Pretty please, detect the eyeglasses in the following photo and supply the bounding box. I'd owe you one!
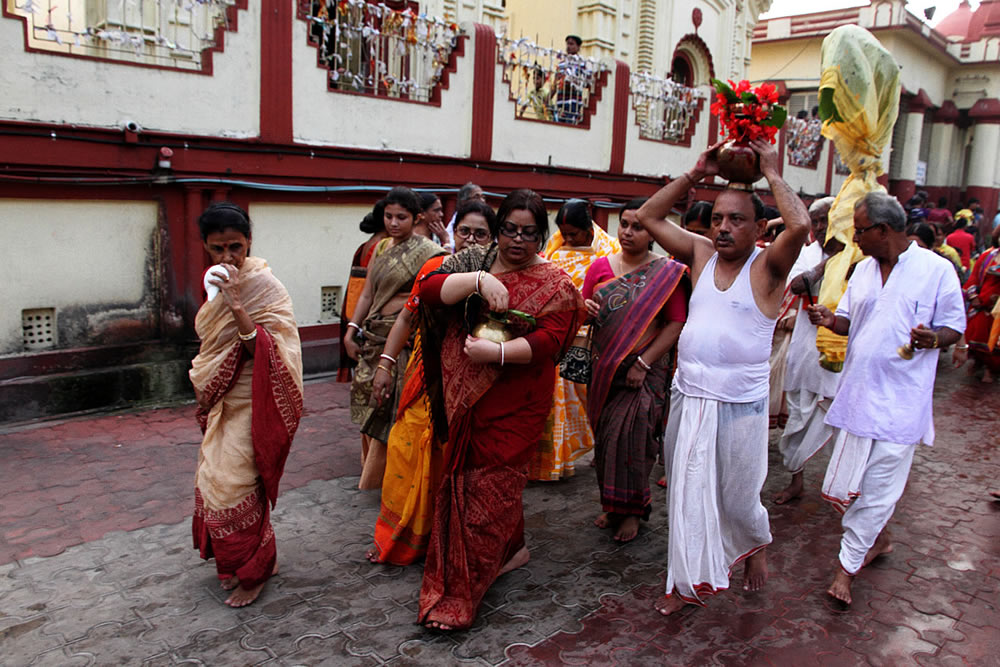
[499,221,540,242]
[853,222,884,238]
[455,226,492,241]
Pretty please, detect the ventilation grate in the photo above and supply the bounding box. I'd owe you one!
[320,286,342,322]
[22,308,56,351]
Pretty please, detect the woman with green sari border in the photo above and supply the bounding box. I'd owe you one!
[344,187,446,490]
[582,197,689,542]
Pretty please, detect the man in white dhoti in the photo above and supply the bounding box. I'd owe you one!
[808,192,965,605]
[638,139,810,616]
[773,197,844,504]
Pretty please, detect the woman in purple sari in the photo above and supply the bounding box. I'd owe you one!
[582,198,688,542]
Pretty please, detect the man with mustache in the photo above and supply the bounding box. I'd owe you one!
[637,139,810,616]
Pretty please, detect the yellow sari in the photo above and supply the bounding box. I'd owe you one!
[529,224,620,480]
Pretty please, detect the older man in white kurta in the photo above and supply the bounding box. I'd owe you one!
[809,192,965,605]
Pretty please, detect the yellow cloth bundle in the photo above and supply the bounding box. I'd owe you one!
[815,25,901,370]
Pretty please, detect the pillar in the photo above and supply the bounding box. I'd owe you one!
[889,89,933,204]
[966,97,1000,229]
[925,101,959,209]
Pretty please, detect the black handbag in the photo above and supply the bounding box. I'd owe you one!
[558,327,592,384]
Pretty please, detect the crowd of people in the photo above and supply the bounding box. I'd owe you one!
[184,139,995,622]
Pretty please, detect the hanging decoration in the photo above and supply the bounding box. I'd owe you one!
[303,0,462,103]
[497,36,609,125]
[630,71,704,142]
[785,116,825,168]
[9,0,236,70]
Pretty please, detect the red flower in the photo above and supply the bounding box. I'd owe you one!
[755,83,779,104]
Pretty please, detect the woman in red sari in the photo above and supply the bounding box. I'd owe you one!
[189,203,304,607]
[958,225,1000,382]
[416,189,584,630]
[582,198,687,543]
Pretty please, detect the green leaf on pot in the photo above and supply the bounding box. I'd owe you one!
[711,78,739,103]
[818,88,844,123]
[761,105,788,129]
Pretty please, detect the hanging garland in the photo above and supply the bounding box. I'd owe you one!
[630,71,705,141]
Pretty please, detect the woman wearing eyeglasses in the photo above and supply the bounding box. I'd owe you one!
[416,189,585,630]
[366,200,497,565]
[529,199,620,482]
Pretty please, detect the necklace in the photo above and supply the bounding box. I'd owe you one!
[617,251,651,276]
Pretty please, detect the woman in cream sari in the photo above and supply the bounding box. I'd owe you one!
[190,203,303,608]
[529,199,620,481]
[344,187,446,489]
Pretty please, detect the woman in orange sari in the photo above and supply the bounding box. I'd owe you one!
[530,199,620,481]
[582,198,687,543]
[189,203,304,608]
[417,190,584,630]
[366,201,497,564]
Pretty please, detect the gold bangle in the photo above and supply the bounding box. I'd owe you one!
[238,328,257,341]
[376,363,393,374]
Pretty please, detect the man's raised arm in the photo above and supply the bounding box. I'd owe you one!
[754,138,810,282]
[637,145,719,267]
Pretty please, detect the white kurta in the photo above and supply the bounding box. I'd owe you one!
[825,243,966,446]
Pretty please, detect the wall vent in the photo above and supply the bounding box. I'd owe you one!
[22,308,56,351]
[320,286,342,322]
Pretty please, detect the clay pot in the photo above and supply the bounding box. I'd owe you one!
[717,139,762,185]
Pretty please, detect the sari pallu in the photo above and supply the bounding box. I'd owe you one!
[338,240,379,382]
[418,246,584,629]
[531,224,620,480]
[964,247,1000,371]
[189,257,303,588]
[588,257,686,518]
[350,235,445,438]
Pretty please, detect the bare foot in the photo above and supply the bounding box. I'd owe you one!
[220,576,239,591]
[743,549,768,592]
[991,490,1000,500]
[497,546,530,577]
[654,593,691,617]
[827,567,854,605]
[614,516,640,542]
[773,472,804,505]
[594,513,611,529]
[365,547,381,563]
[425,620,454,631]
[224,562,278,608]
[862,530,894,567]
[656,476,667,488]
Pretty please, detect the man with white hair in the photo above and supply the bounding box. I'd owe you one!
[808,191,965,605]
[773,196,843,504]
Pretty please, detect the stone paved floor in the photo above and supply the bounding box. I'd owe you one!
[0,362,998,665]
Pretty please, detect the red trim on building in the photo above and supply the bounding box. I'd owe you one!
[609,61,630,173]
[933,100,961,124]
[260,0,294,143]
[470,24,497,162]
[969,97,1000,123]
[672,33,716,79]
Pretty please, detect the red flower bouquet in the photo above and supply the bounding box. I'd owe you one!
[710,79,787,183]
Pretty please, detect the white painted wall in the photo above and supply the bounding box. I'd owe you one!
[490,57,616,170]
[291,18,475,156]
[0,200,159,355]
[0,6,259,137]
[248,202,373,326]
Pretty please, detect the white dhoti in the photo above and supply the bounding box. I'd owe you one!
[662,389,772,603]
[821,431,915,574]
[777,390,835,474]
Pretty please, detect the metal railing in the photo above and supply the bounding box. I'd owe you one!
[630,71,704,143]
[498,36,609,126]
[6,0,235,70]
[301,0,462,103]
[785,116,825,168]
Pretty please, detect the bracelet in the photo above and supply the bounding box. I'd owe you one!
[499,341,505,367]
[932,332,940,349]
[238,328,257,341]
[347,322,362,333]
[376,363,393,374]
[955,344,969,350]
[635,355,651,371]
[380,353,396,365]
[476,270,485,295]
